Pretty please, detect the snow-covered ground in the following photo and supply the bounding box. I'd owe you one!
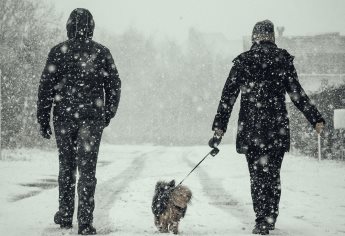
[1,144,345,236]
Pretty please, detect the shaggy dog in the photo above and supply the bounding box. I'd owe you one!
[152,180,192,234]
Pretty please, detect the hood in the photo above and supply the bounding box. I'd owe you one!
[66,8,95,40]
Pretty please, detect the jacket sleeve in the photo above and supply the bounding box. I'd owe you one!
[103,49,121,120]
[37,49,57,126]
[212,64,241,132]
[283,58,325,127]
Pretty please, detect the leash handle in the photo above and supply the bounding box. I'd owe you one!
[210,147,220,156]
[178,148,220,186]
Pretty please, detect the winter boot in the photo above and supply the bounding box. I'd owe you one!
[267,223,275,230]
[54,211,72,229]
[78,224,97,235]
[266,216,276,230]
[252,222,269,235]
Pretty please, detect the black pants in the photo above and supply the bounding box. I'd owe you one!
[245,149,284,225]
[54,119,104,225]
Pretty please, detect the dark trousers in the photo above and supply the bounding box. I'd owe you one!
[245,148,284,225]
[54,119,104,225]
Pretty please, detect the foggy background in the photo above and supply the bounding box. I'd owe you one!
[1,0,344,157]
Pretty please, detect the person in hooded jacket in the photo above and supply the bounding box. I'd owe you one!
[37,8,121,235]
[209,20,325,235]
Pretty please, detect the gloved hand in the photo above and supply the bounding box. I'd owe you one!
[208,130,224,148]
[40,124,52,139]
[315,122,324,134]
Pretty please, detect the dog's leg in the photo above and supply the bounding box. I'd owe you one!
[171,221,179,235]
[159,214,169,233]
[154,216,161,231]
[160,223,168,233]
[169,208,180,234]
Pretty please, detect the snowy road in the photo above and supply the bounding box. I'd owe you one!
[1,145,345,236]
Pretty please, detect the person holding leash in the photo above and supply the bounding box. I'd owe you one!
[209,20,324,235]
[37,8,121,235]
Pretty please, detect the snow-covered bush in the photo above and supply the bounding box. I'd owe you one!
[289,85,345,160]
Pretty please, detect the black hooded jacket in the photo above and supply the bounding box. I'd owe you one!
[37,8,121,126]
[212,42,324,154]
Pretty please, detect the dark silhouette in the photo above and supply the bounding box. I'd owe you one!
[209,20,324,235]
[37,8,121,235]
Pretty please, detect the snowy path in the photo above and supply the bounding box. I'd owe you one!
[1,145,345,236]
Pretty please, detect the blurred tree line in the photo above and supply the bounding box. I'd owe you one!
[289,85,345,159]
[92,28,236,145]
[0,0,63,149]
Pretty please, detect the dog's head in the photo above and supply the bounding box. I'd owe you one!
[155,180,175,192]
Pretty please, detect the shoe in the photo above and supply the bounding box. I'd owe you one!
[54,211,73,229]
[267,223,275,230]
[265,216,276,230]
[78,224,97,235]
[252,222,269,235]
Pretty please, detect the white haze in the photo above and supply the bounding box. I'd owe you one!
[51,0,345,43]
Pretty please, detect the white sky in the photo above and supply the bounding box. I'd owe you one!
[48,0,345,41]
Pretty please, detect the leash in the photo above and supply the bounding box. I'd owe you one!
[318,134,321,161]
[178,147,220,186]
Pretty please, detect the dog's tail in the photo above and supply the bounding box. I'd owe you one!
[171,185,192,209]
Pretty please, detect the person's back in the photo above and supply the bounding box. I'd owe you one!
[38,8,120,126]
[231,41,297,153]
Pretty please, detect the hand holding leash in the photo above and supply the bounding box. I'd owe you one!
[208,130,224,148]
[315,122,324,134]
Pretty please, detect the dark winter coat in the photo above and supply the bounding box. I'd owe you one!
[212,42,324,154]
[37,9,121,127]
